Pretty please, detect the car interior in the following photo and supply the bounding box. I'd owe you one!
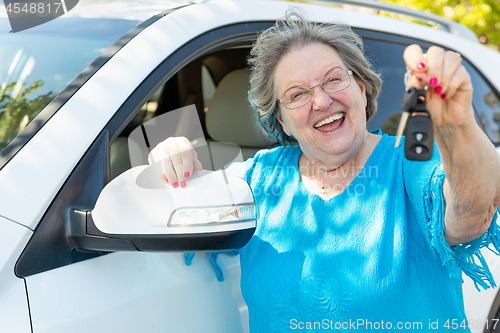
[109,46,276,180]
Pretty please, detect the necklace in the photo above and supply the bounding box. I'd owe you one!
[315,136,369,196]
[319,159,355,195]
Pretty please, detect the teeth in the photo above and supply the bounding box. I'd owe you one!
[314,113,344,128]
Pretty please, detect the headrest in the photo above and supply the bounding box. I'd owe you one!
[206,69,275,148]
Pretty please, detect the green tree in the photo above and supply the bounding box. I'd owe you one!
[382,0,500,50]
[0,80,56,151]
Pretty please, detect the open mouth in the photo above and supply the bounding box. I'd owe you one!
[313,112,345,132]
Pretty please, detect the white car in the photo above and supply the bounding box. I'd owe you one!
[1,0,500,332]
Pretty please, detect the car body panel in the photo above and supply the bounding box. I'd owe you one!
[26,251,248,333]
[463,248,500,331]
[0,216,32,333]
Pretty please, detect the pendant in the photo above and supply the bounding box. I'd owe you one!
[320,186,328,195]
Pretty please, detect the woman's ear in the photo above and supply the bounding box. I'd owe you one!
[277,113,291,136]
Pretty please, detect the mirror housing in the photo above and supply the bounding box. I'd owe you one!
[68,166,256,252]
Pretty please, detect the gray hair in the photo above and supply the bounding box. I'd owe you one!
[248,8,383,145]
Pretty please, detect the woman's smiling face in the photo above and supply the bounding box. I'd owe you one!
[275,42,368,159]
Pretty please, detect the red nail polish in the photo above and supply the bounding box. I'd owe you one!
[184,172,190,178]
[164,176,168,183]
[434,86,442,94]
[417,77,422,82]
[429,77,438,87]
[181,181,186,188]
[173,182,179,188]
[417,63,426,69]
[441,93,447,99]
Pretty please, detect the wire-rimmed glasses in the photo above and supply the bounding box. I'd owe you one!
[278,68,353,110]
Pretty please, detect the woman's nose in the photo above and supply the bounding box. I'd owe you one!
[311,86,332,110]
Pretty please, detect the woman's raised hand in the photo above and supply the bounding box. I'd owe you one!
[148,137,203,188]
[403,44,474,128]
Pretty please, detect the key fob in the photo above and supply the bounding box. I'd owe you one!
[404,114,433,160]
[401,87,418,112]
[400,87,433,161]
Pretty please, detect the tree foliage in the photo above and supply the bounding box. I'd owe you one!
[0,81,56,151]
[382,0,500,49]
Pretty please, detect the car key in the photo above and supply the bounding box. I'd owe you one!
[394,86,417,148]
[394,87,433,160]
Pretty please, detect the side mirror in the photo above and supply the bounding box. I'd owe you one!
[68,105,257,253]
[69,166,256,252]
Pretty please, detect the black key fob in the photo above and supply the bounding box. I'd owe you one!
[401,87,433,161]
[404,114,433,160]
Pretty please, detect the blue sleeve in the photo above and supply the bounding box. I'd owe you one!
[404,139,500,291]
[427,166,500,291]
[223,152,259,181]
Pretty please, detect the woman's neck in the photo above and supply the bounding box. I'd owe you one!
[298,132,381,198]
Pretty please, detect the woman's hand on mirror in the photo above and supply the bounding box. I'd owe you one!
[148,136,203,188]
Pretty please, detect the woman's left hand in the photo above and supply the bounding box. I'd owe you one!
[403,44,500,246]
[403,44,474,128]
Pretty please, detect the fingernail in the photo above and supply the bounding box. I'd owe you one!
[429,77,438,87]
[417,77,422,82]
[173,182,179,188]
[184,171,190,178]
[181,181,186,188]
[434,86,442,94]
[441,93,447,99]
[417,62,426,69]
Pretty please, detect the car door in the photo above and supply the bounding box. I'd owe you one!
[3,4,276,333]
[0,217,32,333]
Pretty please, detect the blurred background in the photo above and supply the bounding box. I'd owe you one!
[382,0,500,51]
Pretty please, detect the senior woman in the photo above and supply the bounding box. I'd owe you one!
[151,9,500,332]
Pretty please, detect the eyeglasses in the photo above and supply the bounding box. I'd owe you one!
[278,68,353,110]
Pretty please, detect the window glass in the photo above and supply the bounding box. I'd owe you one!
[463,61,500,144]
[364,38,500,146]
[201,64,216,113]
[363,39,408,135]
[0,17,138,153]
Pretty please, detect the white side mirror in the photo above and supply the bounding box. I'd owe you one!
[69,105,256,252]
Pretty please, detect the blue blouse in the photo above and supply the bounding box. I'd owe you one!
[223,133,500,333]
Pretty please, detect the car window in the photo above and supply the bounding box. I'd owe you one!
[363,38,408,135]
[363,38,500,145]
[0,17,139,154]
[202,64,217,113]
[463,61,500,144]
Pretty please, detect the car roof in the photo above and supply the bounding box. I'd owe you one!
[0,0,478,42]
[0,0,479,42]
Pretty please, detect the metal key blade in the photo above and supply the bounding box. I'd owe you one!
[394,111,409,148]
